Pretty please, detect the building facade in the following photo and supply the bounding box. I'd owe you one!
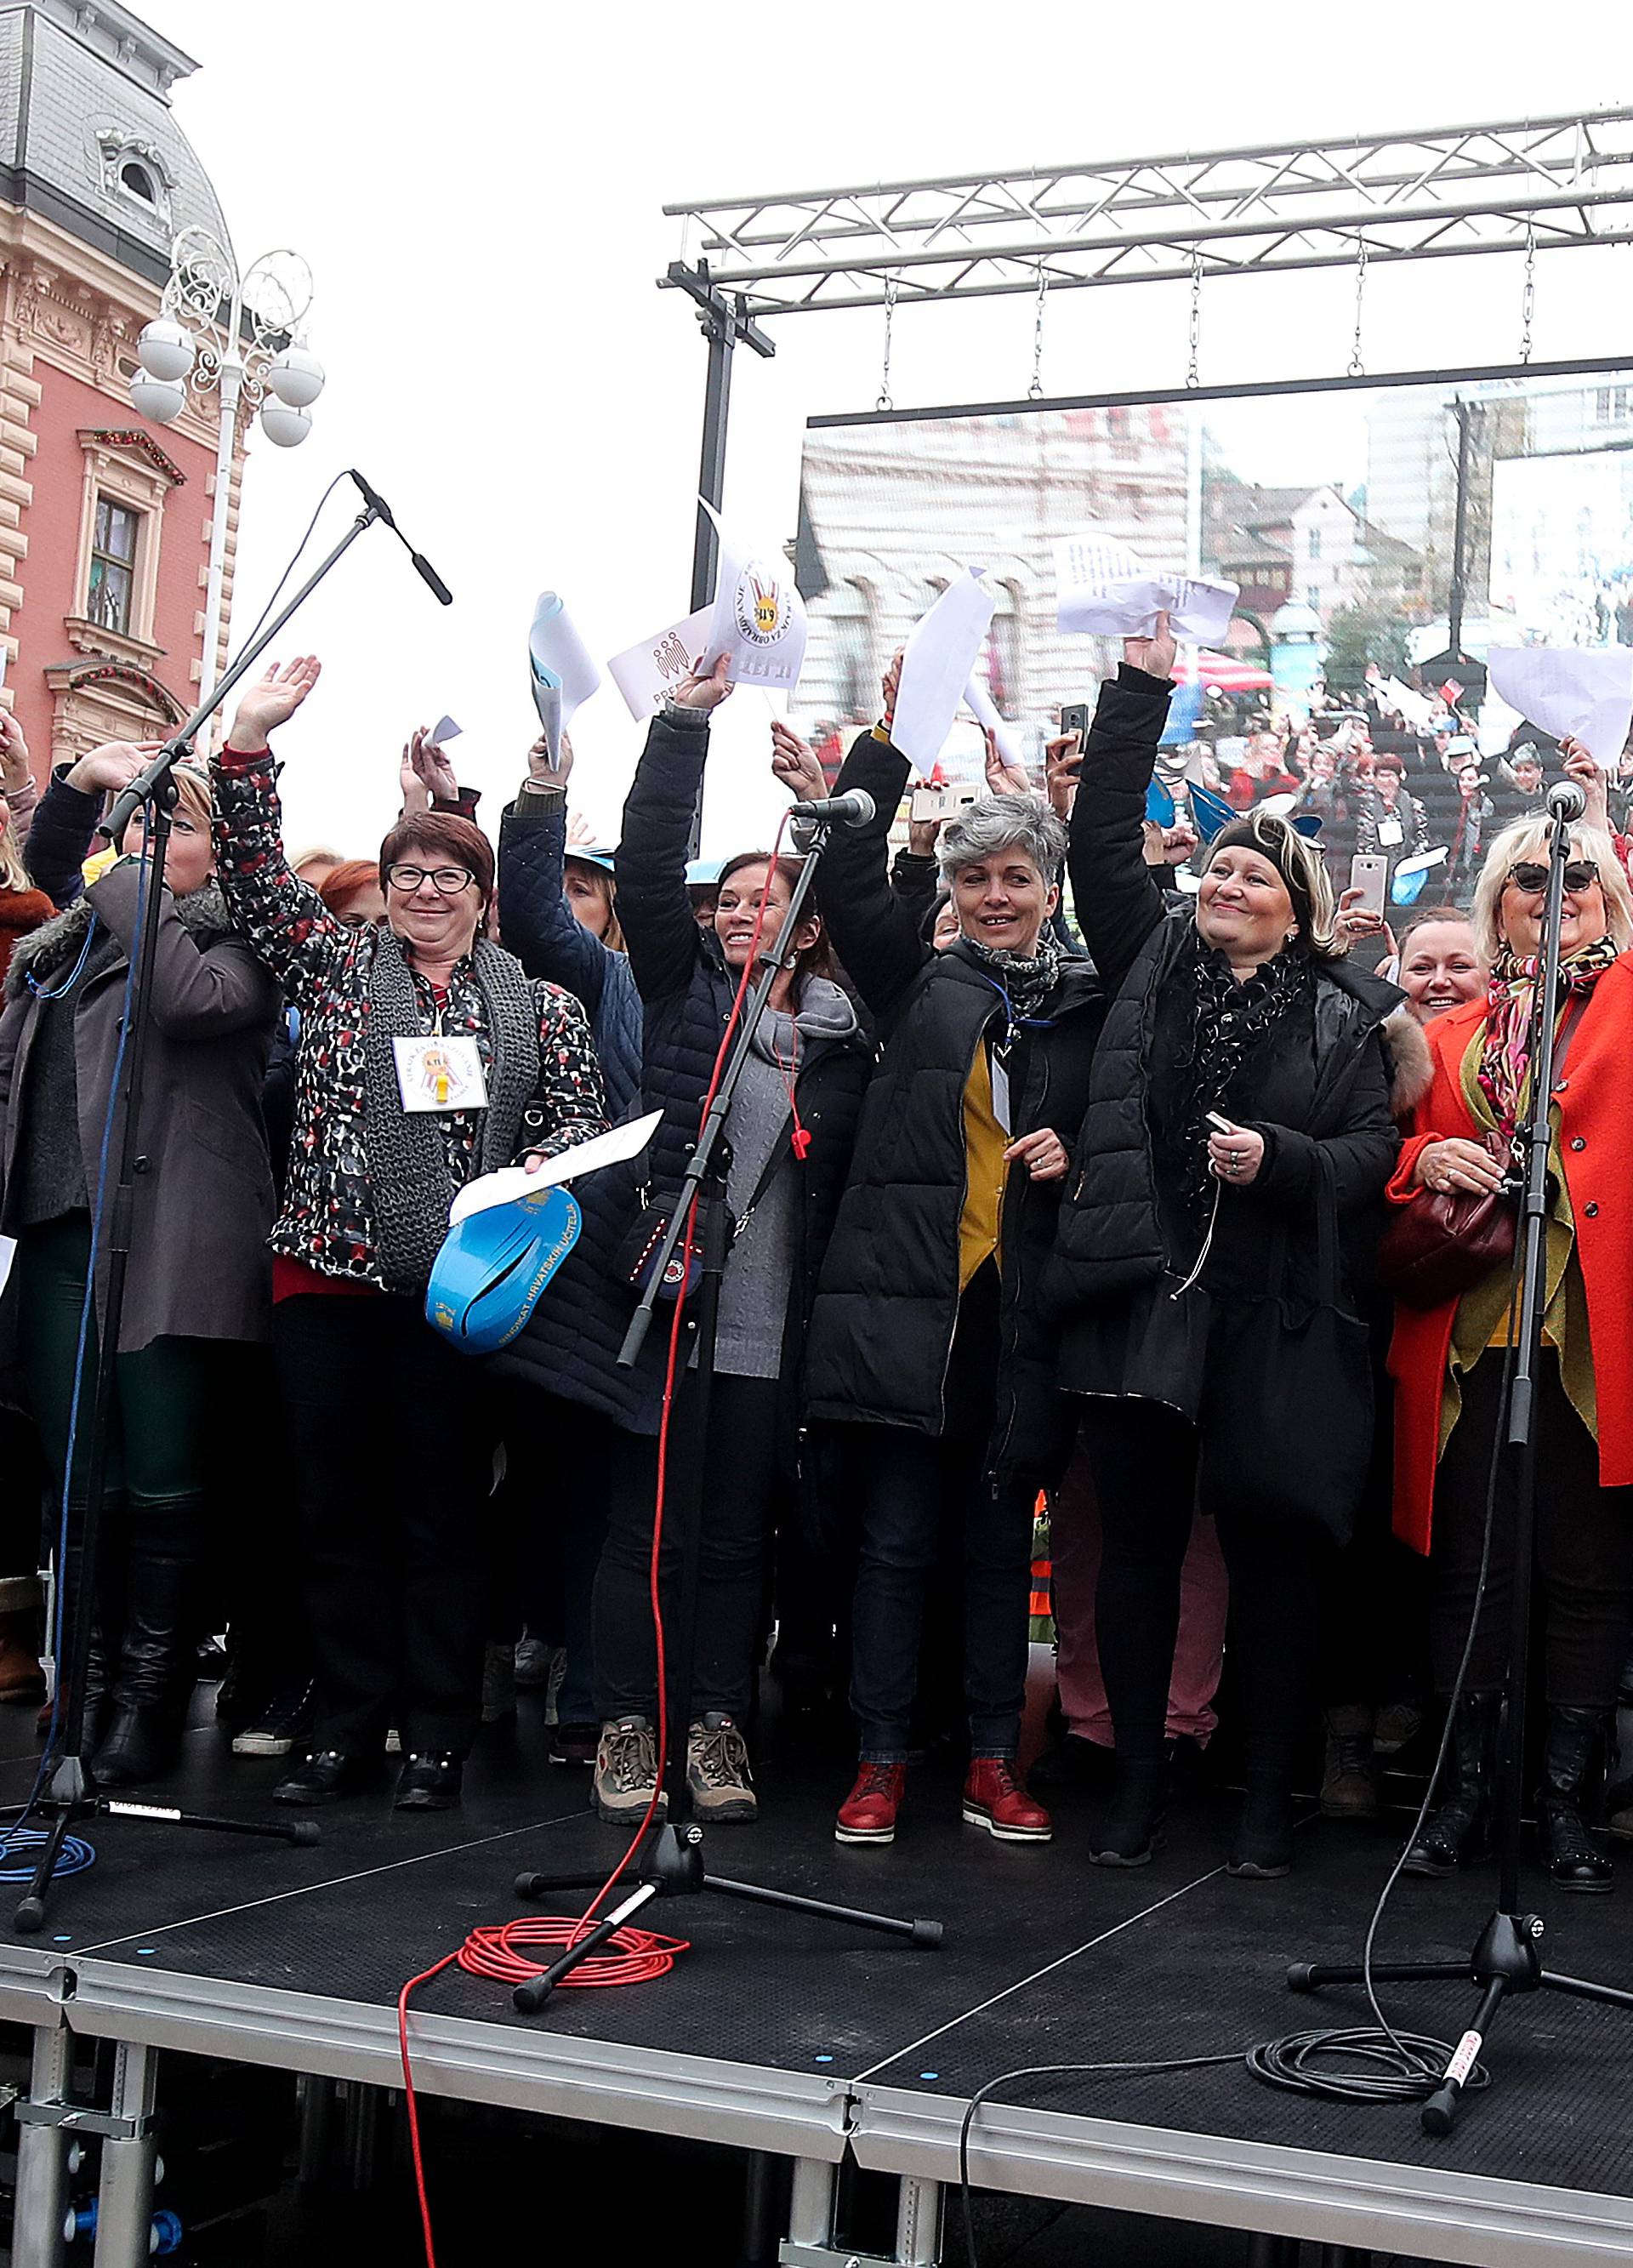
[0,0,242,782]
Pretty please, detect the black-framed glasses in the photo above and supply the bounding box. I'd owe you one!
[384,863,475,895]
[1507,860,1600,894]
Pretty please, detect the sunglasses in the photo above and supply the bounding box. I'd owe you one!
[1506,861,1600,894]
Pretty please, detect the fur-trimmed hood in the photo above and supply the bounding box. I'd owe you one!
[4,879,232,1002]
[1380,1004,1435,1120]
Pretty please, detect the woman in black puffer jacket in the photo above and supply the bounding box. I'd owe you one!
[581,661,869,1831]
[1051,622,1401,1880]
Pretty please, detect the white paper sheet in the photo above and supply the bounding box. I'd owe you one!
[606,606,715,720]
[697,502,808,694]
[529,593,602,751]
[962,673,1026,774]
[1486,647,1633,770]
[890,569,998,771]
[429,715,461,748]
[0,1235,13,1298]
[1393,846,1449,879]
[449,1110,664,1227]
[1376,675,1437,732]
[1053,533,1238,644]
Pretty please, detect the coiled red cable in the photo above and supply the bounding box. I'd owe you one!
[397,810,795,2268]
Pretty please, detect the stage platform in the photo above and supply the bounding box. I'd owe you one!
[0,1702,1630,2268]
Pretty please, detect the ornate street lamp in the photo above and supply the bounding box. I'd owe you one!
[132,229,325,697]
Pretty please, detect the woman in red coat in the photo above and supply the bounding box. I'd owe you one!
[1387,788,1633,1893]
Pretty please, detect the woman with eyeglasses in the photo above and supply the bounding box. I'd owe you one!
[0,739,282,1785]
[209,659,606,1813]
[1389,761,1633,1891]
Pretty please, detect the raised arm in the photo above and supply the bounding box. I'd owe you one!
[616,659,731,1005]
[806,729,928,1017]
[208,657,344,1006]
[498,730,613,1016]
[1066,624,1177,995]
[21,742,150,908]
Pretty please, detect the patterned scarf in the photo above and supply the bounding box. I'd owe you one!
[959,931,1062,1021]
[1477,933,1620,1139]
[362,926,541,1293]
[1175,932,1315,1217]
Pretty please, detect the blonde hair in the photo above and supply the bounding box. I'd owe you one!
[1470,814,1633,961]
[1208,806,1340,958]
[173,764,212,835]
[0,805,28,892]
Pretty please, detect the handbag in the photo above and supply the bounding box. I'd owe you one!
[1205,1149,1374,1545]
[1376,1131,1515,1309]
[615,1194,707,1304]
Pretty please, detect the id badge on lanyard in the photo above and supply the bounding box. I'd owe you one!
[393,1033,488,1114]
[990,1040,1014,1137]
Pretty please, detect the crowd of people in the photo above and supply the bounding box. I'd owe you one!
[2,609,1632,1895]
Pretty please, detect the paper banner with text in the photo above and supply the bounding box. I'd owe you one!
[699,501,808,694]
[890,568,998,771]
[529,592,602,754]
[1486,646,1633,770]
[606,605,714,721]
[1055,532,1238,645]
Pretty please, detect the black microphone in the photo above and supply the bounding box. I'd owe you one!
[348,469,452,606]
[1547,778,1588,823]
[791,788,876,828]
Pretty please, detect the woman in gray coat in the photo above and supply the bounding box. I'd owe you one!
[0,752,281,1787]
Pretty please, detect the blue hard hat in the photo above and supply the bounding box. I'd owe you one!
[425,1183,582,1356]
[566,844,617,874]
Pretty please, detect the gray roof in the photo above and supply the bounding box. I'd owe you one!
[0,0,228,288]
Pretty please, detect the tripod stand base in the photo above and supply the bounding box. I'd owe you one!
[1286,1908,1633,2134]
[509,1822,942,2010]
[2,1792,320,1934]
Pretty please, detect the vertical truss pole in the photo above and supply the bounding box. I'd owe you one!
[666,262,777,616]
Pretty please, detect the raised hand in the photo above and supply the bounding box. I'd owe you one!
[399,725,459,812]
[0,707,28,791]
[230,656,321,749]
[1124,608,1176,684]
[770,719,828,803]
[1044,730,1082,820]
[526,727,575,788]
[982,727,1030,798]
[65,739,163,796]
[881,647,904,729]
[1561,740,1610,833]
[671,654,733,711]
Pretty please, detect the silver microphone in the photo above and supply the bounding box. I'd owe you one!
[1547,778,1588,822]
[792,789,876,828]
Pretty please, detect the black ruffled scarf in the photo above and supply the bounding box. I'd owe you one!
[1172,931,1314,1217]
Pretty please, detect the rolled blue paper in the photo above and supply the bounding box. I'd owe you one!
[426,1184,583,1356]
[1146,780,1176,825]
[1391,865,1428,907]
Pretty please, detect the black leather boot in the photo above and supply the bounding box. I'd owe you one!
[90,1497,203,1788]
[1228,1768,1295,1878]
[1089,1755,1168,1866]
[1538,1705,1614,1893]
[1403,1690,1500,1878]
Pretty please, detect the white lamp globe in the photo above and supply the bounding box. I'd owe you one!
[265,343,325,409]
[259,396,311,448]
[134,317,194,384]
[129,369,186,424]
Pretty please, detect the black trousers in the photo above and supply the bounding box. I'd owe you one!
[273,1295,497,1754]
[1431,1351,1633,1709]
[594,1371,779,1725]
[1084,1397,1331,1775]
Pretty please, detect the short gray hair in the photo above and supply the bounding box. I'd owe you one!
[937,792,1066,887]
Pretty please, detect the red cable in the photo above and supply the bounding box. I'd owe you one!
[397,817,797,2268]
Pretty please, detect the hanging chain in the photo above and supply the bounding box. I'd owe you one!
[1028,267,1049,400]
[1348,237,1368,379]
[876,276,897,413]
[1186,248,1203,390]
[1520,220,1536,365]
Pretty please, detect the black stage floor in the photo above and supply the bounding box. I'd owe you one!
[3,1695,1633,2261]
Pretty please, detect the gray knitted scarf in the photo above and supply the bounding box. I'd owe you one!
[362,926,540,1293]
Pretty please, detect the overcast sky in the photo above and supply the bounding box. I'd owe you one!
[147,0,1633,853]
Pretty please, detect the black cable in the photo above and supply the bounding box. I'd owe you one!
[221,470,350,687]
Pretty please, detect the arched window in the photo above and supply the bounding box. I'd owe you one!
[120,161,156,203]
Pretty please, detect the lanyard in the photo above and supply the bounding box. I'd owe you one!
[26,915,97,1000]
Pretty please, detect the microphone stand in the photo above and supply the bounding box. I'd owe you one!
[1285,782,1633,2129]
[7,496,405,1932]
[509,809,942,2008]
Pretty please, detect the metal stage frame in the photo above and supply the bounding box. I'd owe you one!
[3,1814,1633,2268]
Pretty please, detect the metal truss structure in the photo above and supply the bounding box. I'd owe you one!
[663,111,1633,314]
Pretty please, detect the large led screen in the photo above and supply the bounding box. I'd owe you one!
[794,368,1633,905]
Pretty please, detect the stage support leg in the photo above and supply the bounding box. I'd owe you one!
[1244,2241,1300,2268]
[786,2158,839,2254]
[341,2079,381,2191]
[94,2042,157,2268]
[295,2072,336,2186]
[13,2025,73,2268]
[893,2174,943,2265]
[1318,2250,1372,2268]
[740,2149,781,2267]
